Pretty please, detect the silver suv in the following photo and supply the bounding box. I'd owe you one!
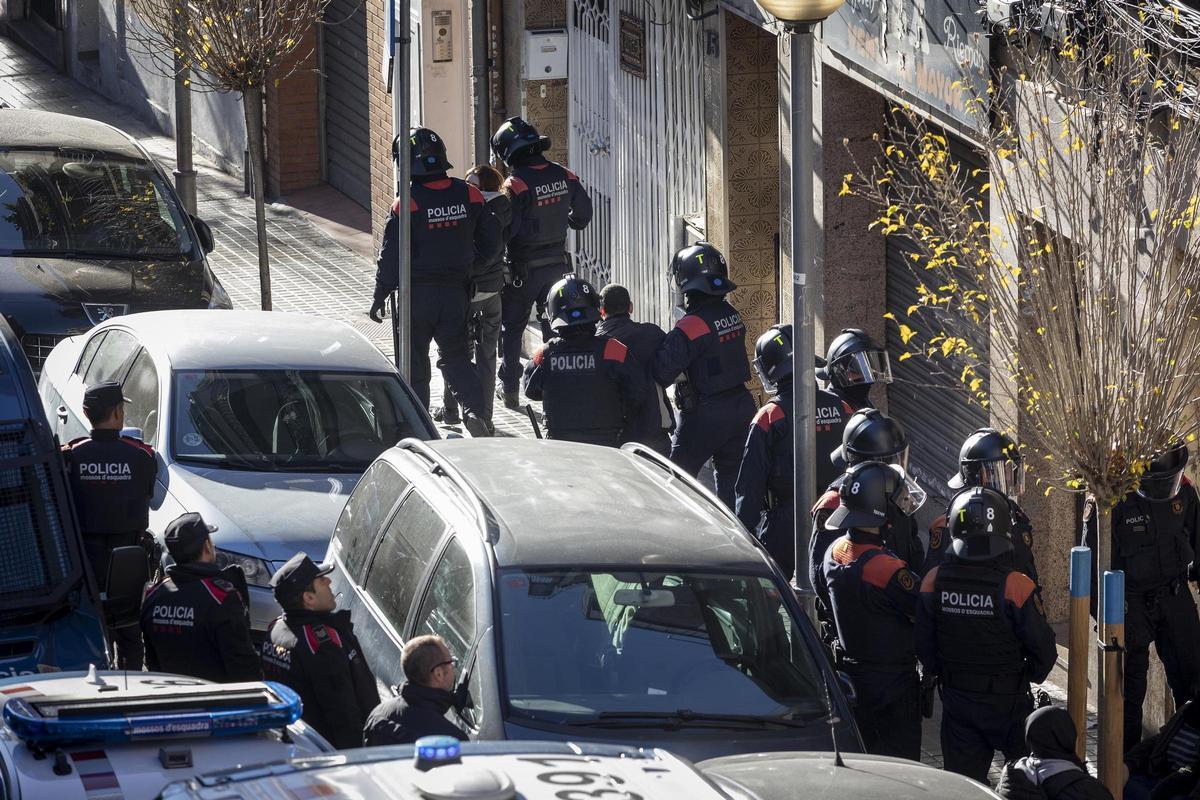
[328,438,861,762]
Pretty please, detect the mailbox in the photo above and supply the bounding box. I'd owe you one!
[524,29,568,80]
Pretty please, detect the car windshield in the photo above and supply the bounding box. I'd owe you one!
[498,569,828,725]
[172,369,423,472]
[0,148,191,258]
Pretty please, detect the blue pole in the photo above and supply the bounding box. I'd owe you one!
[1067,546,1091,759]
[1099,569,1124,790]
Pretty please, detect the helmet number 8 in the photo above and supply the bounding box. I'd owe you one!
[986,507,995,520]
[850,481,860,494]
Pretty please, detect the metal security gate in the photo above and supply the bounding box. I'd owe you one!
[322,0,372,207]
[885,134,989,501]
[568,0,706,329]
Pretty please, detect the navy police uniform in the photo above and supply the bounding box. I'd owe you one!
[917,559,1058,782]
[814,389,859,494]
[652,297,756,507]
[823,531,922,759]
[1082,481,1200,749]
[523,335,643,447]
[374,175,503,414]
[597,313,674,455]
[498,158,593,395]
[734,388,794,577]
[141,562,261,683]
[927,498,1039,583]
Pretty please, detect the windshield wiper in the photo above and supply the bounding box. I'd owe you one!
[565,709,825,730]
[176,453,278,472]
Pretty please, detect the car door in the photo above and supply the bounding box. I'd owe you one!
[56,329,140,441]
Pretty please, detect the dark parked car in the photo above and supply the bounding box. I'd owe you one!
[0,109,231,371]
[327,438,862,763]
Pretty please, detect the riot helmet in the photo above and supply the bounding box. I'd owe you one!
[832,408,909,472]
[817,329,893,390]
[669,242,735,296]
[405,127,453,177]
[949,428,1025,498]
[753,324,793,393]
[947,486,1014,562]
[826,461,926,530]
[1137,441,1190,501]
[547,273,602,331]
[491,117,551,166]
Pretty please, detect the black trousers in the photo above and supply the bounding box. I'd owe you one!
[940,686,1032,783]
[498,265,559,393]
[1124,584,1200,750]
[670,389,756,508]
[847,667,922,760]
[411,284,484,416]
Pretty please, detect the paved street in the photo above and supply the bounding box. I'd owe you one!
[0,33,1104,785]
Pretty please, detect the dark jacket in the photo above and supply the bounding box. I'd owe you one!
[362,682,468,746]
[927,497,1038,586]
[997,706,1113,800]
[1126,699,1200,781]
[735,388,794,574]
[261,609,380,749]
[473,190,512,294]
[652,296,751,402]
[502,155,592,271]
[596,313,673,445]
[141,561,261,683]
[815,388,861,493]
[63,429,156,536]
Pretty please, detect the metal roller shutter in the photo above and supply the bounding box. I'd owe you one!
[885,134,989,504]
[322,0,372,208]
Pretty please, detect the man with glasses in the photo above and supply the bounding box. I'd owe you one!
[363,634,468,745]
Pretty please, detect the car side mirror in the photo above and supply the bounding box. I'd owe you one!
[104,546,150,628]
[836,670,857,708]
[120,426,144,441]
[190,216,215,254]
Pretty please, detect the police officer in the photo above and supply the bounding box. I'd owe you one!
[63,380,157,669]
[814,329,893,491]
[652,242,756,507]
[821,460,923,759]
[493,117,593,411]
[369,127,501,437]
[927,428,1037,582]
[598,283,674,455]
[917,487,1058,783]
[261,553,380,749]
[1082,441,1200,750]
[141,512,261,683]
[734,324,796,577]
[523,274,644,446]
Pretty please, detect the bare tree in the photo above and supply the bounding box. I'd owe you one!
[126,0,329,309]
[845,1,1200,789]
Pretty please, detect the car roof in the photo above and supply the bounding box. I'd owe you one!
[96,310,397,372]
[0,109,145,160]
[700,751,1002,798]
[387,439,771,572]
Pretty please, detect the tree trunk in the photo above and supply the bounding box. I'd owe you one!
[243,86,272,310]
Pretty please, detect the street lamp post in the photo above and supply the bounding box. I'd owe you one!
[754,0,843,608]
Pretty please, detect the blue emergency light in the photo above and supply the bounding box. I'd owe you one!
[2,681,302,745]
[414,735,462,771]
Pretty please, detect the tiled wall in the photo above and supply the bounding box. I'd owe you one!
[522,0,569,167]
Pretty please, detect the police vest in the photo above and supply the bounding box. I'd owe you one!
[538,335,626,444]
[409,177,485,283]
[673,300,751,398]
[1111,492,1194,591]
[825,543,916,670]
[65,432,155,536]
[505,160,576,264]
[932,563,1025,678]
[814,389,855,491]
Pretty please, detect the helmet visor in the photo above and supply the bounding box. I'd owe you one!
[753,356,778,394]
[888,464,927,515]
[879,446,910,472]
[977,459,1025,498]
[831,350,893,387]
[1137,471,1184,501]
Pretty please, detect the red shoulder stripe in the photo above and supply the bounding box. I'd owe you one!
[302,625,321,654]
[121,437,155,458]
[1005,572,1036,608]
[529,163,548,170]
[1184,475,1194,488]
[326,627,343,648]
[603,338,628,363]
[931,514,947,530]
[920,566,940,593]
[677,315,710,341]
[425,178,452,190]
[506,176,529,195]
[811,489,840,515]
[466,184,486,205]
[754,402,786,431]
[201,578,228,604]
[862,553,905,589]
[841,401,855,414]
[566,168,579,181]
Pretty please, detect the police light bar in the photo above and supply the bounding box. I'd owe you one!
[414,735,462,771]
[3,681,302,745]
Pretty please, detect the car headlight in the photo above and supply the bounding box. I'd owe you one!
[214,547,273,587]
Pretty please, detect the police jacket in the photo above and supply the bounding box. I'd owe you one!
[597,314,674,444]
[822,530,921,672]
[374,174,503,299]
[261,609,380,749]
[927,497,1038,586]
[522,331,644,447]
[735,388,792,535]
[1082,480,1200,602]
[815,388,860,493]
[141,562,261,683]
[362,682,468,747]
[652,297,751,402]
[63,429,156,536]
[502,155,592,270]
[473,190,512,294]
[916,557,1057,693]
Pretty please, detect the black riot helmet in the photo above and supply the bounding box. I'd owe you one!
[949,428,1025,499]
[547,273,602,331]
[817,328,893,390]
[404,127,453,177]
[753,324,793,393]
[825,461,926,531]
[669,242,735,297]
[1138,441,1190,501]
[491,117,551,166]
[947,486,1014,562]
[832,408,909,472]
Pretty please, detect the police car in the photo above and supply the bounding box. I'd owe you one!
[0,669,331,799]
[160,736,1000,799]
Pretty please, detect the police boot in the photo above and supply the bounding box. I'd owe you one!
[463,412,493,438]
[498,386,520,411]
